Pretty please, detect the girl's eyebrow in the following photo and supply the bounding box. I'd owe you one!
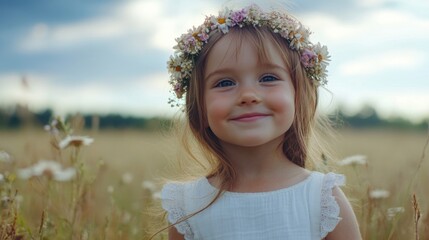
[204,63,288,81]
[204,68,236,81]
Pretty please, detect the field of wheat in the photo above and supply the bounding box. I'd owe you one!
[0,120,428,239]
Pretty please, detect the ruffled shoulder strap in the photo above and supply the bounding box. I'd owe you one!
[161,182,194,239]
[320,172,345,238]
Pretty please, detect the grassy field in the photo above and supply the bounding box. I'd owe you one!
[0,126,428,239]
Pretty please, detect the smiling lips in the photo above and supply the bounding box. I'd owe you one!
[230,113,271,122]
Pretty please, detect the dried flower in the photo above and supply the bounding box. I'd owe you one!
[369,189,390,199]
[17,160,76,182]
[59,135,94,149]
[338,155,367,166]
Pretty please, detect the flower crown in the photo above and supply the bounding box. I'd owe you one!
[167,4,330,107]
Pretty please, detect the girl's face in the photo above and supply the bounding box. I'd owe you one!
[203,34,295,148]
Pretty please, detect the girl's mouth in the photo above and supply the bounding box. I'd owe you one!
[230,113,270,122]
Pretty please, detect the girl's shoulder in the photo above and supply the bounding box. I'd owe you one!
[160,177,215,239]
[311,171,346,238]
[161,177,216,213]
[161,177,213,198]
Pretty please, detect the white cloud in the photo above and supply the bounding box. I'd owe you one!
[18,0,219,52]
[338,49,425,76]
[299,8,429,45]
[19,19,126,52]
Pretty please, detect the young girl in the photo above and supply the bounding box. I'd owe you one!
[159,4,361,240]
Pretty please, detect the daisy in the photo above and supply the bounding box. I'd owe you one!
[17,160,76,182]
[369,189,390,199]
[59,135,94,149]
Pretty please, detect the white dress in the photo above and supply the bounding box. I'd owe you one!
[161,171,344,240]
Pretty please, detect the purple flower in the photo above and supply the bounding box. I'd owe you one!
[198,32,209,42]
[300,49,317,68]
[230,9,247,26]
[183,35,197,52]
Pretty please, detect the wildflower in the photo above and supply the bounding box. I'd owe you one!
[121,172,133,184]
[387,207,405,220]
[369,189,390,199]
[44,119,59,135]
[230,8,248,26]
[300,49,318,68]
[0,150,12,163]
[59,135,94,149]
[142,180,157,192]
[0,173,4,182]
[338,155,367,166]
[17,160,76,182]
[313,42,331,67]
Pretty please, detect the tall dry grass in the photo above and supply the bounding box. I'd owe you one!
[0,119,428,239]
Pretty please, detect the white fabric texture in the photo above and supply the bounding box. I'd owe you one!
[161,171,344,240]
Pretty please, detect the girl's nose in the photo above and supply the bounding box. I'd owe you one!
[238,85,261,105]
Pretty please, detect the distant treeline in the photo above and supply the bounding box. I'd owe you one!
[0,105,427,130]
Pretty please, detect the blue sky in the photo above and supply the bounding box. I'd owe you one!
[0,0,428,121]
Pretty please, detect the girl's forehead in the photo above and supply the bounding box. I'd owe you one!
[205,33,286,69]
[204,33,289,80]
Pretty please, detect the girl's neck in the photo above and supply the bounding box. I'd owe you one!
[218,136,309,192]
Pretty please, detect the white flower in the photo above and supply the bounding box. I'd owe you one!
[107,185,114,194]
[121,172,133,184]
[0,173,4,182]
[142,180,157,192]
[369,189,390,199]
[313,42,330,65]
[59,135,94,149]
[387,207,405,220]
[0,150,12,163]
[17,160,76,182]
[338,155,367,166]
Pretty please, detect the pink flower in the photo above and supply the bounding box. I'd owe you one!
[300,49,317,68]
[198,32,209,42]
[230,9,247,26]
[174,83,183,98]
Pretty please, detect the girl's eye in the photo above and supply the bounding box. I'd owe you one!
[214,79,235,88]
[260,75,279,82]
